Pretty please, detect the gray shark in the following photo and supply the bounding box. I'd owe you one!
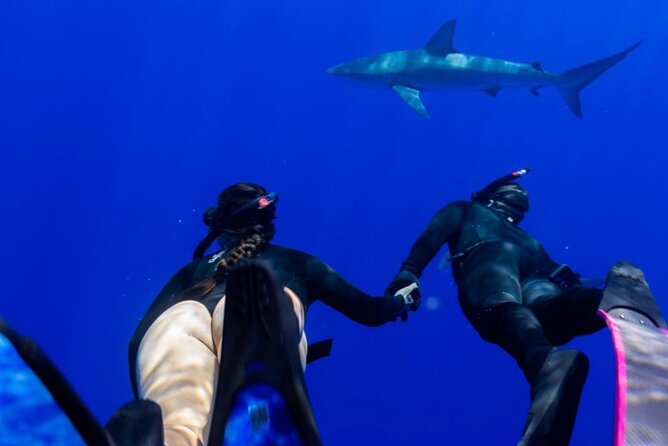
[328,19,641,118]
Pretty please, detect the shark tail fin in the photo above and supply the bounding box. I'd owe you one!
[558,40,642,118]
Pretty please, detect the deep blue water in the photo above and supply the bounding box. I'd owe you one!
[1,0,667,444]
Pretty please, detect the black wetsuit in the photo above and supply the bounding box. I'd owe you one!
[129,243,405,396]
[400,200,604,380]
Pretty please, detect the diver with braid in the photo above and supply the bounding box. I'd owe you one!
[106,183,418,446]
[386,169,606,446]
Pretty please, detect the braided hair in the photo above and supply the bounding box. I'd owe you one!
[182,183,277,300]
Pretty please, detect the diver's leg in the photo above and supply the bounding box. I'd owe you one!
[528,285,605,346]
[134,283,308,446]
[136,300,217,446]
[460,243,553,381]
[517,350,589,446]
[460,243,588,446]
[285,287,309,370]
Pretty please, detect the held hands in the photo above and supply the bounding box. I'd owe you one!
[386,270,421,322]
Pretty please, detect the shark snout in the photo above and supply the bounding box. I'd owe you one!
[326,63,349,76]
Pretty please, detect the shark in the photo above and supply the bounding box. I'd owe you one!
[327,19,641,118]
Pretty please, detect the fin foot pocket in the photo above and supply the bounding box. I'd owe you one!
[105,400,164,446]
[599,261,667,328]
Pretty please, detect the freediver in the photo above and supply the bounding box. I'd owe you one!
[386,169,605,446]
[107,183,419,446]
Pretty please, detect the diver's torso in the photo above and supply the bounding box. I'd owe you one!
[450,202,557,280]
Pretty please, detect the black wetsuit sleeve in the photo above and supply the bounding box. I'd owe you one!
[305,256,405,327]
[128,261,199,398]
[401,202,465,277]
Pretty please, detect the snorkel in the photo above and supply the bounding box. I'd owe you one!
[219,192,278,226]
[471,168,531,203]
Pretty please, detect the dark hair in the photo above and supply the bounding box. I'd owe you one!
[183,183,277,300]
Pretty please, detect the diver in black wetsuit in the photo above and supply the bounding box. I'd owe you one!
[108,183,417,446]
[386,169,605,446]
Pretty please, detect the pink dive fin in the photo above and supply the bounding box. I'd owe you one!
[598,261,668,446]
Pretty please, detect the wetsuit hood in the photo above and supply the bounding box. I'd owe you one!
[472,169,530,225]
[488,183,529,224]
[193,184,278,259]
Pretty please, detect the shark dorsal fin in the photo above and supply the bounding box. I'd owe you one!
[531,61,544,72]
[425,19,458,56]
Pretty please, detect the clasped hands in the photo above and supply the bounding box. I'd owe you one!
[386,270,421,322]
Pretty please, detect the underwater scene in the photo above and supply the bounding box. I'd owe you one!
[2,0,668,444]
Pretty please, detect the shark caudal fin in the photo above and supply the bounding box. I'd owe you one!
[558,41,642,118]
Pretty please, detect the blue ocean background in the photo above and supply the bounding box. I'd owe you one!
[1,0,667,444]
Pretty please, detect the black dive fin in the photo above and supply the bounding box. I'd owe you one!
[306,339,333,364]
[105,400,164,446]
[518,349,589,446]
[425,19,458,56]
[207,260,322,446]
[598,261,668,446]
[599,261,666,328]
[0,317,112,446]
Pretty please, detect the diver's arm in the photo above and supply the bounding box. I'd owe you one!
[306,257,405,327]
[400,202,465,277]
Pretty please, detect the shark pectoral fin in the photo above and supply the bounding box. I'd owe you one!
[425,19,458,56]
[392,85,430,118]
[531,61,544,72]
[529,87,541,96]
[482,87,501,97]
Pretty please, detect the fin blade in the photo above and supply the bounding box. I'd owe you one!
[597,262,668,446]
[392,85,430,118]
[425,19,458,56]
[0,318,112,445]
[306,339,333,364]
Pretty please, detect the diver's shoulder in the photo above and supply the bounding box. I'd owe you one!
[438,200,472,213]
[263,244,314,260]
[448,200,471,209]
[177,253,220,283]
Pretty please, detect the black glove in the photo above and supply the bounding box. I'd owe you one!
[386,270,421,322]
